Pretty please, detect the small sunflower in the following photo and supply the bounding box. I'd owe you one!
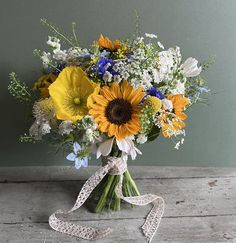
[49,67,99,123]
[33,73,57,98]
[89,80,145,140]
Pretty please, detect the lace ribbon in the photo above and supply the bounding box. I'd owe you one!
[49,157,164,242]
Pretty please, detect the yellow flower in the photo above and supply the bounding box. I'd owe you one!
[89,80,145,140]
[160,94,190,138]
[33,73,57,98]
[145,96,162,113]
[49,67,99,122]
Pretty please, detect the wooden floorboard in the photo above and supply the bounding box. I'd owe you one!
[0,166,235,242]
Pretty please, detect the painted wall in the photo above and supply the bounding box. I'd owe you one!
[0,0,235,166]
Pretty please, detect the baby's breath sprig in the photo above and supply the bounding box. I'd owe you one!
[33,49,61,72]
[19,134,37,143]
[40,18,78,47]
[133,10,141,38]
[140,103,154,135]
[8,72,32,103]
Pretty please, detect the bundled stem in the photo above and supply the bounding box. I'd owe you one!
[90,169,140,213]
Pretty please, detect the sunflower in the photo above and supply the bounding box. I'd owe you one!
[98,34,120,51]
[33,73,57,98]
[49,66,99,123]
[89,80,145,140]
[160,94,190,138]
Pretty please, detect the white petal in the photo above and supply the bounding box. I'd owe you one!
[75,158,82,170]
[116,138,131,154]
[81,157,88,167]
[66,153,76,161]
[73,142,81,153]
[96,137,114,159]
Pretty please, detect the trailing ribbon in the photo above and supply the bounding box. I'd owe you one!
[49,157,164,242]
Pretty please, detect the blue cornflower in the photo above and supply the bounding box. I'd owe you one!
[97,58,118,76]
[66,142,88,170]
[147,87,165,100]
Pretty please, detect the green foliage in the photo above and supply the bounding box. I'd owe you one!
[147,125,160,142]
[8,72,32,103]
[200,56,215,71]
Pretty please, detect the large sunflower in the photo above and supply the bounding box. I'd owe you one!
[49,67,99,123]
[89,80,145,140]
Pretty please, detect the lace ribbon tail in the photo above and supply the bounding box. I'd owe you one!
[116,175,165,243]
[141,197,165,242]
[49,162,115,240]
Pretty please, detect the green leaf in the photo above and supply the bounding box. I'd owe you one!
[147,125,160,142]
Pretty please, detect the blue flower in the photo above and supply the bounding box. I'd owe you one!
[97,58,118,76]
[53,63,66,75]
[100,51,110,58]
[198,87,210,94]
[66,142,88,170]
[147,87,165,100]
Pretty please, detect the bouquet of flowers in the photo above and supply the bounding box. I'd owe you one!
[8,18,210,241]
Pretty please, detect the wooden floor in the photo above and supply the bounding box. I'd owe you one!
[0,166,236,243]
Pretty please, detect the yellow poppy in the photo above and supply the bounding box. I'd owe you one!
[89,80,145,140]
[98,34,120,51]
[49,66,99,123]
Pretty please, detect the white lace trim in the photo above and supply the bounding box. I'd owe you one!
[49,157,164,242]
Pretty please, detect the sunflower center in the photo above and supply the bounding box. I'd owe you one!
[105,98,132,125]
[73,97,81,105]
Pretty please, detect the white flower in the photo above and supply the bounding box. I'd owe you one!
[41,122,51,134]
[162,98,173,111]
[41,52,51,68]
[113,75,122,83]
[157,41,164,49]
[157,49,174,82]
[122,72,129,80]
[29,120,51,140]
[174,141,180,150]
[53,49,67,61]
[85,128,96,143]
[152,68,161,84]
[174,138,185,150]
[59,120,75,135]
[116,136,142,160]
[170,80,186,95]
[103,71,113,82]
[96,137,114,159]
[47,36,61,50]
[136,134,148,144]
[145,33,158,39]
[180,57,202,77]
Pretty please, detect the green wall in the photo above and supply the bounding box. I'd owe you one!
[1,0,235,166]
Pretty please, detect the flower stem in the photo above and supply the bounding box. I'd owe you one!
[124,170,140,196]
[94,175,115,213]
